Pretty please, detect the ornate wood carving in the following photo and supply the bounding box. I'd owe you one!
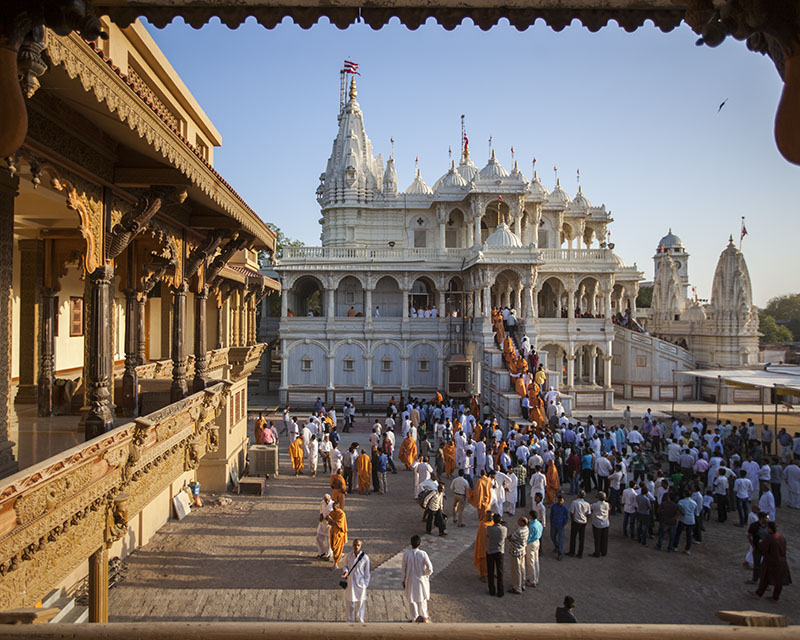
[0,382,227,609]
[206,234,249,286]
[106,192,164,262]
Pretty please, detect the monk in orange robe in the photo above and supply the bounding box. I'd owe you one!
[468,472,493,523]
[330,472,346,508]
[288,435,304,475]
[442,441,457,477]
[514,374,527,398]
[473,512,493,580]
[545,460,562,505]
[470,395,480,417]
[433,391,443,404]
[326,503,348,567]
[398,435,417,469]
[356,450,372,494]
[473,423,483,443]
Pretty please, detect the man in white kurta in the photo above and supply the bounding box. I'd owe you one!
[316,494,334,559]
[784,463,800,508]
[402,535,434,622]
[342,539,370,623]
[415,458,433,498]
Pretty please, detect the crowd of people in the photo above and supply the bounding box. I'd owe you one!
[268,385,798,622]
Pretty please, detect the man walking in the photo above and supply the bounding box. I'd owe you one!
[342,539,370,623]
[566,490,591,559]
[749,522,792,602]
[402,535,434,622]
[486,514,507,597]
[589,491,610,557]
[450,469,469,527]
[636,485,653,546]
[423,483,448,536]
[550,494,569,561]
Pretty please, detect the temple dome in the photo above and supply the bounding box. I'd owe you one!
[478,150,509,180]
[457,156,479,182]
[526,172,549,201]
[484,221,522,248]
[546,179,571,207]
[433,161,468,191]
[658,229,684,252]
[684,303,707,323]
[569,186,592,211]
[405,169,433,195]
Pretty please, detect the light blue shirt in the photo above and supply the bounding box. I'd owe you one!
[527,518,543,543]
[678,497,696,525]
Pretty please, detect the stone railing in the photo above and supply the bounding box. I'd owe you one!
[228,344,267,382]
[538,248,611,262]
[133,348,230,381]
[282,246,473,261]
[0,382,230,611]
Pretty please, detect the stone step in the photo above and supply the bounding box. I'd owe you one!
[49,597,75,623]
[58,604,88,624]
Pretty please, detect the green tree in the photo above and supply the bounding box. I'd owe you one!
[764,293,800,341]
[758,311,793,345]
[636,285,653,309]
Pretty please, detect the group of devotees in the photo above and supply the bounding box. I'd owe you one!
[276,393,798,623]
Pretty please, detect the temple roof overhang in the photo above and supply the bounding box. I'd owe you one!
[42,29,276,251]
[97,0,687,32]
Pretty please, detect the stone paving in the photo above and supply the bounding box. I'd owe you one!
[109,425,800,624]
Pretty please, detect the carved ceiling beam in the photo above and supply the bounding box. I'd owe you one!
[184,232,226,284]
[206,233,249,286]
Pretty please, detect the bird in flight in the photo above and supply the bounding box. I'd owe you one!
[718,99,728,112]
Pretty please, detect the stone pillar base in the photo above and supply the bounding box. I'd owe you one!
[14,384,37,405]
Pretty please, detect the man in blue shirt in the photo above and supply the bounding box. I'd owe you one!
[526,511,544,587]
[675,489,697,554]
[376,450,388,494]
[580,450,594,493]
[550,494,569,560]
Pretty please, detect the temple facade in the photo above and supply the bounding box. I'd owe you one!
[274,78,644,414]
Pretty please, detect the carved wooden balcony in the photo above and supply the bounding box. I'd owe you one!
[0,382,230,611]
[227,344,267,382]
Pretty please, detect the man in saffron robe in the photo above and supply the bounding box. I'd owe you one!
[330,471,347,508]
[545,460,562,505]
[443,441,457,477]
[327,502,348,568]
[473,511,493,581]
[468,471,493,522]
[356,449,372,494]
[399,435,418,469]
[289,435,304,475]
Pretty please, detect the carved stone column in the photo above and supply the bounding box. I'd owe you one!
[566,353,576,388]
[84,265,115,439]
[589,346,597,386]
[473,216,481,248]
[88,546,109,623]
[15,239,43,404]
[481,287,490,316]
[120,288,138,417]
[0,173,18,476]
[193,286,209,393]
[37,287,56,416]
[567,288,575,320]
[325,286,335,319]
[170,282,188,402]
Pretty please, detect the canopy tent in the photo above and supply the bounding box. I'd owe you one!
[677,365,800,434]
[677,367,800,396]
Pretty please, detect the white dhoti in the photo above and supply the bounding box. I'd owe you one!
[402,548,433,622]
[785,466,800,508]
[316,522,331,558]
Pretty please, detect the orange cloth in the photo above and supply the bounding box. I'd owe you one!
[545,461,561,505]
[399,436,417,469]
[442,442,457,476]
[356,452,372,493]
[330,473,346,508]
[327,508,348,564]
[468,475,493,522]
[347,308,355,317]
[470,396,479,417]
[473,423,483,443]
[514,375,527,398]
[434,392,443,404]
[288,438,304,473]
[473,516,492,577]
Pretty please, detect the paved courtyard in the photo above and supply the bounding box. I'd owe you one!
[109,426,800,624]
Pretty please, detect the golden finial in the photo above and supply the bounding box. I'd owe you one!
[349,77,357,101]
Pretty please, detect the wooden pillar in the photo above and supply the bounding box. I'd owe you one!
[136,294,147,366]
[0,173,18,476]
[37,287,56,416]
[15,239,43,404]
[216,301,224,349]
[170,283,188,402]
[88,546,108,623]
[120,288,139,417]
[192,286,208,393]
[84,265,115,440]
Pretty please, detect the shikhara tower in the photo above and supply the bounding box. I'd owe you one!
[269,77,756,418]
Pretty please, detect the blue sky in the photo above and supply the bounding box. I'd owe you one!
[143,17,798,306]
